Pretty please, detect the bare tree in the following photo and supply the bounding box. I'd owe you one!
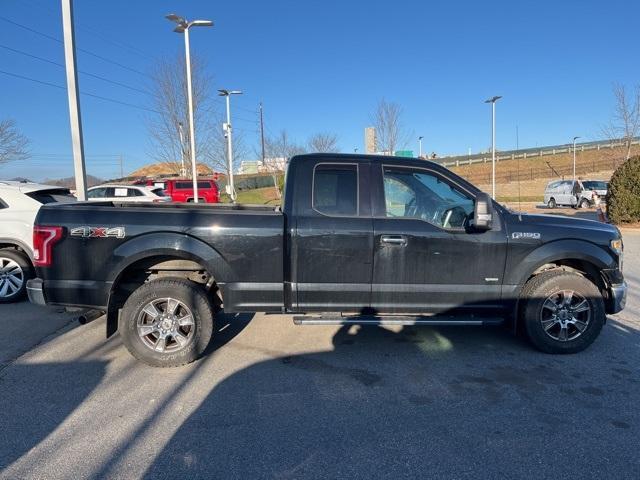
[307,132,339,153]
[602,83,640,161]
[370,99,411,155]
[146,54,215,175]
[203,114,248,179]
[0,119,29,165]
[262,130,306,198]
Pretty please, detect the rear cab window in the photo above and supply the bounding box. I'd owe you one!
[312,164,358,216]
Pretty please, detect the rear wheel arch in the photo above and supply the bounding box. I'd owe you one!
[106,252,223,338]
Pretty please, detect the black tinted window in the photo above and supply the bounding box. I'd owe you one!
[27,189,76,204]
[88,188,105,198]
[0,197,7,209]
[127,188,144,197]
[313,164,358,216]
[175,181,212,189]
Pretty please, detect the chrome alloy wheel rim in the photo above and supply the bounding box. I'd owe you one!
[540,290,591,342]
[0,257,24,298]
[137,297,195,353]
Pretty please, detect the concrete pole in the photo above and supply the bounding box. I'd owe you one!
[183,27,199,203]
[61,0,87,200]
[491,100,496,199]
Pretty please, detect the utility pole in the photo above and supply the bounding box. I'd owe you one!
[259,102,266,166]
[119,154,123,178]
[61,0,87,200]
[418,136,423,158]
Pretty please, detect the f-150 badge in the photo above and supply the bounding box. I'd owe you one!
[70,226,126,239]
[512,232,541,240]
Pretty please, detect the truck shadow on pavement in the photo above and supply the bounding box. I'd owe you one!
[139,318,640,479]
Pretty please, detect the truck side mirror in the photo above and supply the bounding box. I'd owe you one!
[473,192,493,231]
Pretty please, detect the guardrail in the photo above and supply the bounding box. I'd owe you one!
[437,138,640,168]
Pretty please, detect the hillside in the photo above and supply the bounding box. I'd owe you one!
[449,145,639,185]
[42,174,105,188]
[129,162,213,178]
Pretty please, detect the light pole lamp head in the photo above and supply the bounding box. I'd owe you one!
[573,136,581,142]
[484,95,502,104]
[418,136,423,141]
[166,14,213,32]
[190,20,213,28]
[218,89,243,96]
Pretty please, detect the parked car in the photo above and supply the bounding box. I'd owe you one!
[0,181,76,302]
[543,179,599,209]
[28,154,626,367]
[87,184,171,203]
[136,179,220,203]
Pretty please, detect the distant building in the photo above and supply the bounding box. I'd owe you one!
[239,160,260,174]
[365,127,376,154]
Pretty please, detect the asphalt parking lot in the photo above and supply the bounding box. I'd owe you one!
[1,231,639,479]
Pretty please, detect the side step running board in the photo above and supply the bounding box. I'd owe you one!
[293,315,504,326]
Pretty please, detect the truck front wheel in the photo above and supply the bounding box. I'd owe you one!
[120,278,214,367]
[520,271,605,354]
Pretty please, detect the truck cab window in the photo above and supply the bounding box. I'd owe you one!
[383,167,474,229]
[313,164,358,216]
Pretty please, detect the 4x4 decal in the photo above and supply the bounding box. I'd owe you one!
[70,226,126,239]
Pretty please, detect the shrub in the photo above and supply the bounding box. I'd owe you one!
[607,156,640,224]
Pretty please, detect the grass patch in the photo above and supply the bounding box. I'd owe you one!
[220,187,281,205]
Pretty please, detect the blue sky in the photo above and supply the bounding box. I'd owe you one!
[1,0,639,181]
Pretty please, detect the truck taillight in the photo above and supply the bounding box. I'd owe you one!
[33,226,63,267]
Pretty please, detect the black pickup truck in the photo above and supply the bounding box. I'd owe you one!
[28,154,627,367]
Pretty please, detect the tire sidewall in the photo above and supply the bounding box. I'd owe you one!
[523,272,605,354]
[121,279,214,367]
[547,198,556,209]
[0,249,33,303]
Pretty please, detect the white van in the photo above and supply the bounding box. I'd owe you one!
[544,179,598,209]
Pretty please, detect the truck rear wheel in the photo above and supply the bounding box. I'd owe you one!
[120,278,214,367]
[520,271,605,354]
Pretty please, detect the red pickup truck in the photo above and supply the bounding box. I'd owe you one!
[137,179,220,203]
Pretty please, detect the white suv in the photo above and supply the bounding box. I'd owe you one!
[0,181,76,302]
[87,184,171,203]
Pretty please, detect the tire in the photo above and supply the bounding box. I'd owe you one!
[520,271,605,354]
[579,198,590,209]
[120,278,214,367]
[547,198,556,209]
[0,249,33,303]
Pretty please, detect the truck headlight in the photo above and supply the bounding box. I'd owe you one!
[611,238,623,270]
[611,239,623,255]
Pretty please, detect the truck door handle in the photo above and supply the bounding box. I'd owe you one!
[381,235,407,246]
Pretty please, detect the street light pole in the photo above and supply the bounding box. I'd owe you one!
[418,136,423,158]
[484,95,502,199]
[218,89,242,202]
[166,14,213,203]
[573,136,581,180]
[61,0,87,200]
